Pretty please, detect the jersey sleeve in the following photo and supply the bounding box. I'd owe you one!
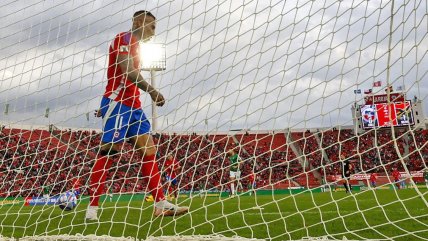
[111,32,131,55]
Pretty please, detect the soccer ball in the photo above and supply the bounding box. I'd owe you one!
[57,191,77,211]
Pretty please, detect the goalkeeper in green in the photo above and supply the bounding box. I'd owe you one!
[227,149,242,197]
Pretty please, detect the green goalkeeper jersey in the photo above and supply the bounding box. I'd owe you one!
[229,154,240,172]
[43,186,51,195]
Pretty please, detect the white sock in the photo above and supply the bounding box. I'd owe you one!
[86,205,98,217]
[155,199,167,208]
[155,199,176,209]
[88,205,98,211]
[231,183,235,195]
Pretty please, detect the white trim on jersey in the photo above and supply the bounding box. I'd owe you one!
[109,82,124,100]
[111,38,116,51]
[102,100,118,129]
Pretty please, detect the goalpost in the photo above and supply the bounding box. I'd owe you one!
[0,0,427,240]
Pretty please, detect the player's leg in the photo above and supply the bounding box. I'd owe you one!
[86,142,119,221]
[133,134,188,216]
[237,180,242,193]
[343,178,350,193]
[89,143,118,205]
[167,184,174,200]
[167,181,174,199]
[86,98,127,221]
[342,179,347,192]
[165,176,175,199]
[131,134,165,201]
[235,171,243,193]
[199,185,204,198]
[252,182,257,195]
[171,179,178,198]
[164,176,170,196]
[229,173,236,196]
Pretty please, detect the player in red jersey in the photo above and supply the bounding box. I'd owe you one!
[86,10,188,221]
[248,171,256,196]
[392,168,401,190]
[369,172,377,188]
[164,154,180,199]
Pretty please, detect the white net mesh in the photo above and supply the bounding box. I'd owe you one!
[0,0,428,240]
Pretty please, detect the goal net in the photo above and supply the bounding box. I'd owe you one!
[0,0,427,240]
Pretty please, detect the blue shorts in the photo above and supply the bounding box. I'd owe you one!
[166,175,177,185]
[100,97,151,143]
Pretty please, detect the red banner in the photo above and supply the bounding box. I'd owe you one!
[364,93,404,104]
[375,103,397,127]
[347,172,423,180]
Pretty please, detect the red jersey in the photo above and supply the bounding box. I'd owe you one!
[370,173,377,182]
[164,158,179,178]
[249,173,256,183]
[392,170,401,181]
[104,32,142,109]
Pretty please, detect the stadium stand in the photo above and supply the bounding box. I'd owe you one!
[0,126,427,197]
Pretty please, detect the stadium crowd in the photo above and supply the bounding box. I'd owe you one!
[0,126,427,198]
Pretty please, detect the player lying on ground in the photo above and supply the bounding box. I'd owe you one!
[85,10,188,221]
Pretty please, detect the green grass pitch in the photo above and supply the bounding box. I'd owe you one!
[0,189,427,240]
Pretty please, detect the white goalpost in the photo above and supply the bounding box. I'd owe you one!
[0,0,428,241]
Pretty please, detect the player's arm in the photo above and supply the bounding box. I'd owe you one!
[117,54,165,106]
[94,109,102,117]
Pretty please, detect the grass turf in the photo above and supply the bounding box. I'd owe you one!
[0,189,427,240]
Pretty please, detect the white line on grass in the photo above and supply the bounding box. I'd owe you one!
[203,208,428,216]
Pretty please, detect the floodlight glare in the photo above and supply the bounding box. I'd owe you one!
[139,43,166,71]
